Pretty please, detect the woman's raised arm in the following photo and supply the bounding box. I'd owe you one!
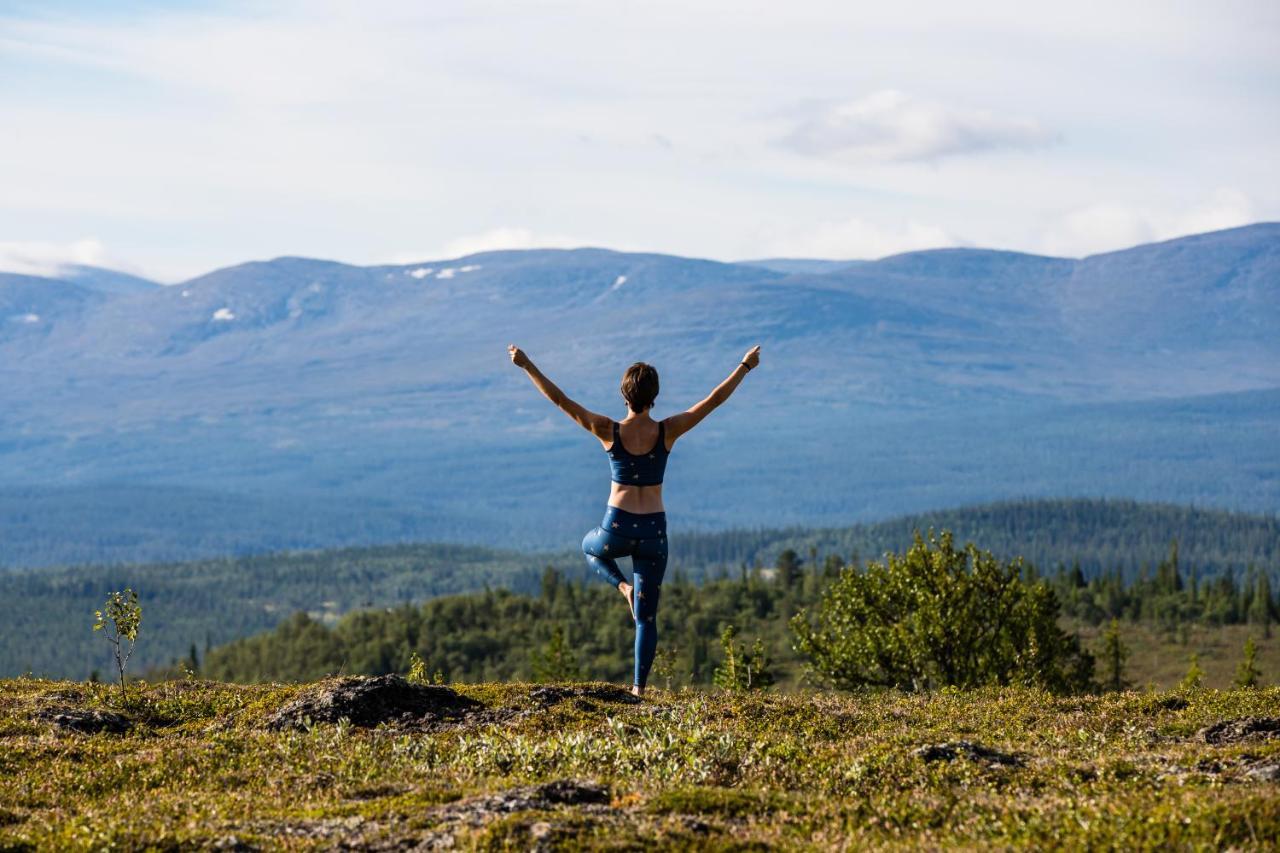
[665,345,760,443]
[509,344,612,440]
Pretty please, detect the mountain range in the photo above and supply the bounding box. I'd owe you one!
[1,224,1277,567]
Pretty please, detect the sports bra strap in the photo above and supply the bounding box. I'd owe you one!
[658,419,665,449]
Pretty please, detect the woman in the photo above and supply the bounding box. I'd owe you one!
[508,343,761,696]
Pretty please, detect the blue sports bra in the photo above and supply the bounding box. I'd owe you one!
[606,419,670,485]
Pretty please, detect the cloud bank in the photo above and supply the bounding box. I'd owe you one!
[0,238,111,277]
[780,90,1055,163]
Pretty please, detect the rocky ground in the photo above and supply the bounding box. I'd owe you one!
[1,676,1278,849]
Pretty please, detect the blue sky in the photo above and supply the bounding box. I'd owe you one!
[1,0,1277,282]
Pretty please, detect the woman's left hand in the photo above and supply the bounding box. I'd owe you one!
[508,344,531,368]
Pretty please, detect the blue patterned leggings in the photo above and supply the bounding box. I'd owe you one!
[581,505,668,688]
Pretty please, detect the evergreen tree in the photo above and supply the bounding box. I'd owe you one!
[1179,653,1204,691]
[776,549,803,590]
[1250,572,1273,639]
[713,624,774,691]
[530,625,583,683]
[1234,636,1261,688]
[1099,618,1129,692]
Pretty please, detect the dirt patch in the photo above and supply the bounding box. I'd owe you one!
[1200,717,1280,745]
[264,675,483,731]
[34,706,132,735]
[913,740,1023,767]
[1144,695,1189,712]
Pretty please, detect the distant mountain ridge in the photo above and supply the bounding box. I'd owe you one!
[1,224,1277,565]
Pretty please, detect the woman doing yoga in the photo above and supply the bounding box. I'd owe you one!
[508,343,761,696]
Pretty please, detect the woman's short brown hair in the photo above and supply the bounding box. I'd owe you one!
[621,362,659,412]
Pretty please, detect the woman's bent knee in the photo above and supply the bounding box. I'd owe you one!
[581,528,601,556]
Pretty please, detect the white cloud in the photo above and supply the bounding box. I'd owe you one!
[0,3,1275,271]
[386,228,587,263]
[779,90,1055,163]
[0,238,110,277]
[1167,189,1256,238]
[760,217,958,260]
[1041,189,1257,257]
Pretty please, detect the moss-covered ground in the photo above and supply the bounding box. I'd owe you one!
[1,678,1278,850]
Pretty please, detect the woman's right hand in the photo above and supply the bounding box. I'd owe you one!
[741,345,761,370]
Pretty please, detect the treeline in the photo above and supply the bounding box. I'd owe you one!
[680,498,1280,583]
[1053,542,1278,632]
[8,498,1277,679]
[200,542,1278,687]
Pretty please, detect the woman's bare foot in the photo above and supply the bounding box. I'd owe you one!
[618,582,635,621]
[631,684,644,698]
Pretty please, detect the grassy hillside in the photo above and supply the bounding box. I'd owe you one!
[2,678,1277,849]
[4,498,1276,680]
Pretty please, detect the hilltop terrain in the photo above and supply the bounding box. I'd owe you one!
[2,677,1277,849]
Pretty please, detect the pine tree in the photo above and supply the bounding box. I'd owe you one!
[713,624,774,691]
[1250,573,1274,639]
[1099,618,1129,692]
[713,624,743,690]
[1179,653,1204,691]
[1234,636,1261,688]
[777,549,803,589]
[530,625,582,682]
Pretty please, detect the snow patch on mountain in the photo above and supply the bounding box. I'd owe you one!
[211,308,235,322]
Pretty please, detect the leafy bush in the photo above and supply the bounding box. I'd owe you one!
[791,531,1094,693]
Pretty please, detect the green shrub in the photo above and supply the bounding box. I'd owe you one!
[791,531,1094,693]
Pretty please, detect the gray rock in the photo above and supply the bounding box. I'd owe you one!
[1200,717,1280,745]
[264,675,483,731]
[411,779,613,850]
[34,706,131,734]
[913,740,1023,767]
[1244,762,1280,783]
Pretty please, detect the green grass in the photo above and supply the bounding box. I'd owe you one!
[2,678,1278,850]
[1076,622,1280,689]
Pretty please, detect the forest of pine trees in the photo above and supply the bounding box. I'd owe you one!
[199,540,1277,688]
[1052,540,1277,634]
